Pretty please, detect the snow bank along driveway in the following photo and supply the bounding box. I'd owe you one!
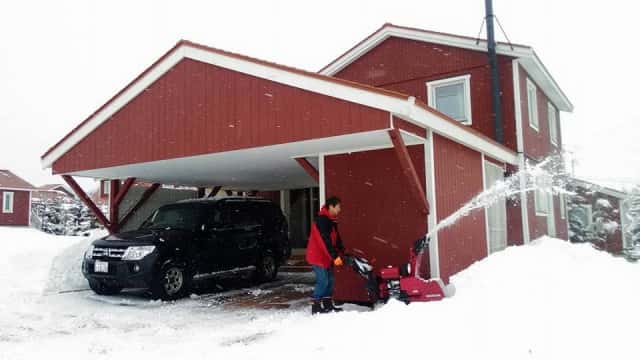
[0,226,638,360]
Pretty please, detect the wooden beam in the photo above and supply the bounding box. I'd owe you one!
[109,180,120,227]
[295,158,319,183]
[225,190,233,196]
[197,187,206,198]
[208,186,222,198]
[113,177,136,205]
[119,183,161,230]
[62,175,112,231]
[388,128,429,215]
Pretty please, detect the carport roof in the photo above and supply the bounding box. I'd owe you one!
[41,39,517,172]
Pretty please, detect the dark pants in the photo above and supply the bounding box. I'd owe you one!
[312,265,334,300]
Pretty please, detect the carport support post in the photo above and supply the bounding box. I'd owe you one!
[388,128,429,215]
[109,177,136,232]
[109,180,120,225]
[61,175,112,232]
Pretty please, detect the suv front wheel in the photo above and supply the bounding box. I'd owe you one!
[151,262,192,300]
[253,252,278,283]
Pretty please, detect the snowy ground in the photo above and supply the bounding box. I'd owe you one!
[0,226,638,359]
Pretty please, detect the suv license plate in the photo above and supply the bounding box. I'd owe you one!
[94,260,109,273]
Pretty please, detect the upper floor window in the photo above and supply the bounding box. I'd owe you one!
[548,102,558,145]
[427,74,472,125]
[526,78,539,131]
[2,191,14,213]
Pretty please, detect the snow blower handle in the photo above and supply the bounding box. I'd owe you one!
[413,236,430,255]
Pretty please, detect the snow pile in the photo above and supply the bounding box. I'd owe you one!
[1,227,638,359]
[44,228,108,294]
[253,237,639,360]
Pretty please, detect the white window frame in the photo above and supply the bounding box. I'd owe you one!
[548,102,558,146]
[534,175,551,216]
[526,78,539,131]
[2,191,14,213]
[559,192,566,220]
[102,180,110,196]
[426,74,472,125]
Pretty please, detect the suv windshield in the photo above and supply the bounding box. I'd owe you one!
[140,204,201,232]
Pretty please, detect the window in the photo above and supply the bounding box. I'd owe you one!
[427,75,472,125]
[102,180,110,196]
[548,102,558,145]
[2,192,14,213]
[559,192,566,219]
[534,175,551,216]
[526,78,539,131]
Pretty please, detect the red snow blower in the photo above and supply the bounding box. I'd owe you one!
[343,236,450,304]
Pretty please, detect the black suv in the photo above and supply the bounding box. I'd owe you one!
[82,197,291,300]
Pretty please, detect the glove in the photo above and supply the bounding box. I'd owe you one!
[333,257,343,267]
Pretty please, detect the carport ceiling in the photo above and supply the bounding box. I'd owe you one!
[68,130,424,190]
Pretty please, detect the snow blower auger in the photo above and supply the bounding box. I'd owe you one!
[343,236,452,305]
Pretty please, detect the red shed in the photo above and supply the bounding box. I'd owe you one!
[41,24,572,301]
[0,170,34,227]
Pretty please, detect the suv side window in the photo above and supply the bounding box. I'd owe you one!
[221,201,256,227]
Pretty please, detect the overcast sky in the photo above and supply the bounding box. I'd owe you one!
[1,0,638,190]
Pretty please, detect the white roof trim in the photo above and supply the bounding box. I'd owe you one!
[319,25,573,112]
[571,178,627,199]
[42,42,517,170]
[0,187,33,192]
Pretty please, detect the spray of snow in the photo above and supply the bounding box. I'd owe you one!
[416,155,571,277]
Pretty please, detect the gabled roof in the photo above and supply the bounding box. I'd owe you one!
[0,169,35,190]
[319,23,573,113]
[41,39,517,170]
[37,184,64,191]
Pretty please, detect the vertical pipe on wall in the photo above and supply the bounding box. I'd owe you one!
[485,0,504,144]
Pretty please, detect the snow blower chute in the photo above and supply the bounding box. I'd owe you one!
[343,236,450,304]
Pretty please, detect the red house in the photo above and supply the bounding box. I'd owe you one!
[0,169,34,226]
[41,23,572,301]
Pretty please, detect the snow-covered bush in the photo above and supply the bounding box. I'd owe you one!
[32,197,100,236]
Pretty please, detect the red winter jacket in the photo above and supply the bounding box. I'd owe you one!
[305,206,344,269]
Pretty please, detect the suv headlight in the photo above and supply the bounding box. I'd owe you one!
[122,246,156,261]
[84,245,95,260]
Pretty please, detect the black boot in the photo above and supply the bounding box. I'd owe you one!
[322,297,343,312]
[311,300,326,315]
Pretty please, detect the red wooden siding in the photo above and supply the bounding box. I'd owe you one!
[324,146,427,302]
[52,58,390,174]
[0,190,30,226]
[432,134,487,283]
[333,37,517,150]
[519,66,562,160]
[506,165,524,246]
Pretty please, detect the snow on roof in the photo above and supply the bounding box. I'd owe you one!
[0,169,35,190]
[571,178,627,199]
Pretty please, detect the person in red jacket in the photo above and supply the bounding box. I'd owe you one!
[306,196,345,314]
